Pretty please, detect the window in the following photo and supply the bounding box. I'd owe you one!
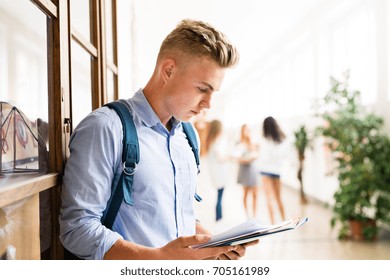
[69,0,119,129]
[0,0,48,174]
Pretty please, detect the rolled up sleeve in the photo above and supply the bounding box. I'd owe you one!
[59,109,123,260]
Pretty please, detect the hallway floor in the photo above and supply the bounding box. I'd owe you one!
[194,172,390,260]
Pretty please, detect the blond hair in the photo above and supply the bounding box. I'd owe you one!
[204,119,223,154]
[158,19,239,68]
[240,124,253,146]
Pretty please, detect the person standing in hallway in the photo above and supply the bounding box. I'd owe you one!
[59,19,259,260]
[258,116,287,224]
[193,111,210,157]
[235,124,259,218]
[204,119,230,222]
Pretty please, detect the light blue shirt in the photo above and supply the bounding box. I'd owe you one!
[59,89,198,259]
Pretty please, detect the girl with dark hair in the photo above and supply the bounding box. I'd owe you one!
[258,116,287,224]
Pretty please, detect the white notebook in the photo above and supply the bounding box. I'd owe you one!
[193,217,308,248]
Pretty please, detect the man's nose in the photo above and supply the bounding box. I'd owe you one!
[200,95,212,109]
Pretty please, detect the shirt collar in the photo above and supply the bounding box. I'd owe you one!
[130,89,182,131]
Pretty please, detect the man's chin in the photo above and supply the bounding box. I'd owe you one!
[178,115,194,123]
[184,117,194,122]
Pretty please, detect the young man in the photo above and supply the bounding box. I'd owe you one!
[59,19,258,260]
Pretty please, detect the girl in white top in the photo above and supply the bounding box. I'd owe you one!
[205,120,230,221]
[258,116,287,224]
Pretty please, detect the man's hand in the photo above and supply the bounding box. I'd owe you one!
[156,234,238,260]
[217,240,259,260]
[195,221,260,260]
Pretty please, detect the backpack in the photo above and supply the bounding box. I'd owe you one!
[101,100,202,229]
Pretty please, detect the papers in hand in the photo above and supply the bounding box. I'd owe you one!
[193,217,308,248]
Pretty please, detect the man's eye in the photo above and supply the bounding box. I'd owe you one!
[198,87,208,93]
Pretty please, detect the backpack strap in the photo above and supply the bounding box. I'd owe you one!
[182,122,202,202]
[182,122,200,171]
[102,100,139,229]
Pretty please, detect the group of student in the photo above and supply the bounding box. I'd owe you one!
[202,116,287,225]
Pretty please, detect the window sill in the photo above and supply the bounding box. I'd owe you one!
[0,173,59,207]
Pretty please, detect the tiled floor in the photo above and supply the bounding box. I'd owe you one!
[194,167,390,260]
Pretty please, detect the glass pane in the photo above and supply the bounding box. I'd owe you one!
[107,69,115,102]
[0,0,51,260]
[70,0,91,43]
[105,0,114,63]
[71,40,92,128]
[0,0,49,175]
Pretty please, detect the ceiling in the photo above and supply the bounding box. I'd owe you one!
[132,0,327,89]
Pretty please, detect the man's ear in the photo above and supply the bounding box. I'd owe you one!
[161,59,176,81]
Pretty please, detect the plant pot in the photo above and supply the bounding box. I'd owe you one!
[349,219,377,241]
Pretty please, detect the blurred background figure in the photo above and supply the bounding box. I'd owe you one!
[204,119,230,222]
[235,124,259,218]
[258,116,287,224]
[193,110,210,157]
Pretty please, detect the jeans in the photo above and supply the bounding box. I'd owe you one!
[216,187,225,221]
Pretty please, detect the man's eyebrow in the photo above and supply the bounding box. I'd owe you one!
[198,81,215,91]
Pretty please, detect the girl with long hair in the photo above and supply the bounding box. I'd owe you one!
[204,119,230,221]
[258,116,287,224]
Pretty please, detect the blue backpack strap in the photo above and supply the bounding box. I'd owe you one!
[182,122,202,202]
[102,100,139,229]
[182,122,200,171]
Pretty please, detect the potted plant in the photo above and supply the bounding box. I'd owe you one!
[293,125,311,204]
[316,71,390,240]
